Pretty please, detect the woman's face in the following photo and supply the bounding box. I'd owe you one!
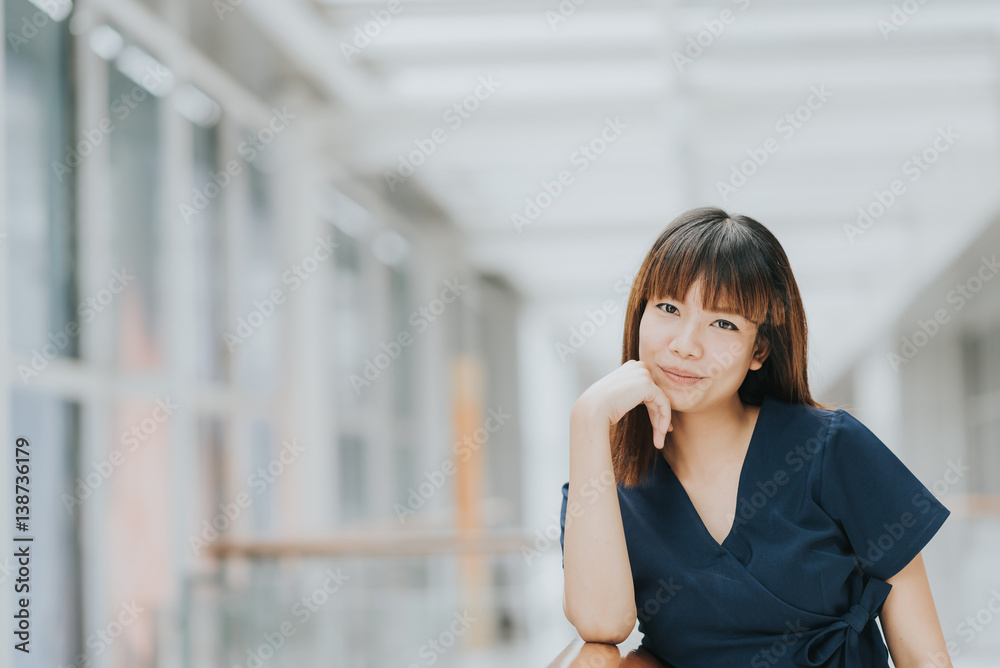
[638,278,768,413]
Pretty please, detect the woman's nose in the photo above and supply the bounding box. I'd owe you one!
[668,321,702,358]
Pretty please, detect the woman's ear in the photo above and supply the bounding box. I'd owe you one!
[749,335,769,371]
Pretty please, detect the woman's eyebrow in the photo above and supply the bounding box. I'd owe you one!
[705,304,750,319]
[651,294,753,319]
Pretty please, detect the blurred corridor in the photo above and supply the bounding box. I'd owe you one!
[3,0,1000,665]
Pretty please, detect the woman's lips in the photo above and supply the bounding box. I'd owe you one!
[659,366,704,386]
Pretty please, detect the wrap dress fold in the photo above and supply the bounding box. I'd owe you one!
[559,394,951,667]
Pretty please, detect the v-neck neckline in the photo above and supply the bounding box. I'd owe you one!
[655,395,771,550]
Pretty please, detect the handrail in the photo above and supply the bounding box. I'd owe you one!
[953,494,1000,516]
[207,528,536,558]
[204,494,997,560]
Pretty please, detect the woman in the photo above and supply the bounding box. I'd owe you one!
[559,207,953,667]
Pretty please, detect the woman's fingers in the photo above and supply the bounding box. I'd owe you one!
[642,379,671,449]
[647,401,663,449]
[648,403,670,448]
[585,359,672,448]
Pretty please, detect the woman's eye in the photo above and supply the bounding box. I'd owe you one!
[655,303,738,330]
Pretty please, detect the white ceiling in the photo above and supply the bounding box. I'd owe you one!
[243,0,1000,391]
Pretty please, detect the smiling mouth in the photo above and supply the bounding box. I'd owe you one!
[659,366,705,386]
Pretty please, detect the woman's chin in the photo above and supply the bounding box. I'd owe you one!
[663,381,712,405]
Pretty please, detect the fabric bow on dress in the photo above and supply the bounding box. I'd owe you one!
[802,576,894,667]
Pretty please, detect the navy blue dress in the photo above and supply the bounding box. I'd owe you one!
[559,394,951,668]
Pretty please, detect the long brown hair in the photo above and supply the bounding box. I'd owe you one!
[612,206,830,488]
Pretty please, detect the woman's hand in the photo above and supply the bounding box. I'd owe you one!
[573,360,673,449]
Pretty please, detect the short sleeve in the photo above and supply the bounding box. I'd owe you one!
[819,410,951,581]
[559,481,569,569]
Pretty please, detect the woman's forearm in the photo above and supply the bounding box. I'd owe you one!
[562,402,637,644]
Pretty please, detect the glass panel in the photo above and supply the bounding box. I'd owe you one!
[107,396,174,665]
[249,418,273,534]
[961,328,1000,495]
[332,225,366,408]
[188,553,529,666]
[388,264,417,507]
[961,331,984,396]
[5,0,76,363]
[983,327,1000,395]
[390,264,412,416]
[232,161,279,392]
[329,220,370,523]
[394,440,417,511]
[108,63,162,370]
[339,433,367,522]
[195,414,227,532]
[190,123,229,383]
[971,418,1000,496]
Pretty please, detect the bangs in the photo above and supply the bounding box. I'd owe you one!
[643,218,779,327]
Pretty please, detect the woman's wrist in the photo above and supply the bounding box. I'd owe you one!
[571,397,608,430]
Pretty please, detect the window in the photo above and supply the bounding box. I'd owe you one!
[191,123,229,383]
[108,61,163,369]
[6,0,76,363]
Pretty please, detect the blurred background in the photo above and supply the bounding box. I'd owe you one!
[3,0,1000,666]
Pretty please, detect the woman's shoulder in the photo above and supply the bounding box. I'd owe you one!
[761,394,890,469]
[760,393,853,438]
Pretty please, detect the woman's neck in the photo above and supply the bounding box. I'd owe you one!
[662,395,760,481]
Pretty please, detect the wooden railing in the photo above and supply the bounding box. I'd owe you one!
[207,528,534,558]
